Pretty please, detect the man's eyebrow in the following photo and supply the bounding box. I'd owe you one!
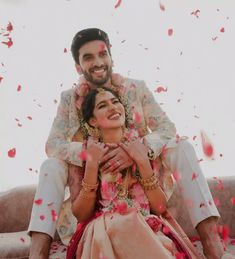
[82,53,92,59]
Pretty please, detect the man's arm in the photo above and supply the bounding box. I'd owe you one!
[139,81,177,159]
[45,90,84,166]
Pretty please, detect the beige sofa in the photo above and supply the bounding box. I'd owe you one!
[0,176,235,258]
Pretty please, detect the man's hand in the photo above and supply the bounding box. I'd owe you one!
[100,145,133,174]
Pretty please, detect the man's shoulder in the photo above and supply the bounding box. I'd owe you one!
[123,76,145,87]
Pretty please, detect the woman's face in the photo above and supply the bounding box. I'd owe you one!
[89,90,125,130]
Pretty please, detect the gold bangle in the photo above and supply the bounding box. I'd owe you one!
[79,188,97,199]
[139,174,157,185]
[81,179,99,192]
[139,174,160,191]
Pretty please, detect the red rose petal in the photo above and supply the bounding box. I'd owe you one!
[192,172,199,181]
[51,209,57,222]
[175,252,186,259]
[231,197,235,205]
[34,198,43,205]
[6,22,13,32]
[213,198,221,207]
[8,148,16,158]
[173,170,181,182]
[2,37,13,48]
[168,28,173,36]
[0,76,3,83]
[20,237,25,242]
[27,116,32,120]
[17,85,22,91]
[159,2,165,11]
[114,0,122,8]
[154,86,168,93]
[78,149,88,161]
[40,215,45,221]
[200,131,214,158]
[220,27,225,33]
[133,112,141,123]
[64,48,67,53]
[191,9,200,18]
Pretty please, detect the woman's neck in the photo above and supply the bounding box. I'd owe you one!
[100,127,123,144]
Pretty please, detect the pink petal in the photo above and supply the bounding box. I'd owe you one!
[34,198,43,205]
[175,252,186,259]
[2,37,13,48]
[64,48,67,53]
[8,148,16,158]
[20,237,25,242]
[154,86,168,93]
[200,131,214,158]
[213,198,221,207]
[220,27,225,33]
[17,85,22,91]
[191,172,199,180]
[159,2,165,11]
[27,116,32,120]
[51,209,57,222]
[172,170,181,182]
[40,215,45,221]
[191,9,200,18]
[168,28,173,36]
[115,201,128,214]
[133,111,141,123]
[78,149,88,161]
[114,0,122,8]
[0,76,3,83]
[6,22,13,32]
[231,197,235,205]
[193,135,197,141]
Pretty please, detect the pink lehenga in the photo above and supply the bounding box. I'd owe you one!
[66,167,201,259]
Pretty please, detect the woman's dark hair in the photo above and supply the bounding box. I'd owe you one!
[81,87,121,126]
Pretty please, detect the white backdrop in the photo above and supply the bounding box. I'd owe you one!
[1,0,235,192]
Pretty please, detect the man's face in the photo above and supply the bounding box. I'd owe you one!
[77,40,112,86]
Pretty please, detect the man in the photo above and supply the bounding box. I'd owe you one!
[28,28,227,259]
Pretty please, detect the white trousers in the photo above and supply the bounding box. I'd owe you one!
[28,140,219,239]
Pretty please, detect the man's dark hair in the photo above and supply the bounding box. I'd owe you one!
[71,28,111,64]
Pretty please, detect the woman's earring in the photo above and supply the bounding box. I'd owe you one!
[85,123,100,139]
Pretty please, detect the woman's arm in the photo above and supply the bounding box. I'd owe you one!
[120,140,167,215]
[71,138,109,222]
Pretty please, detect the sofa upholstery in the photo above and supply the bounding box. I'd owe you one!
[0,177,235,258]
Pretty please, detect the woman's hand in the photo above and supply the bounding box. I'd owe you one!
[119,138,149,166]
[86,137,109,164]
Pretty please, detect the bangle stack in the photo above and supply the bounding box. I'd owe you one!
[79,179,99,199]
[139,174,159,191]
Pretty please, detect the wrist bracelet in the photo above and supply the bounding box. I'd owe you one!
[81,179,99,192]
[79,188,97,199]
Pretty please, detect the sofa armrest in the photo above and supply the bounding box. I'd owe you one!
[0,185,36,233]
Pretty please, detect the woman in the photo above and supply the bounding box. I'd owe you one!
[66,87,201,259]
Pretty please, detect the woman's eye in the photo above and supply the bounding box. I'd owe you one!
[98,104,106,109]
[113,100,119,104]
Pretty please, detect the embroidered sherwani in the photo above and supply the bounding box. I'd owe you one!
[28,76,219,245]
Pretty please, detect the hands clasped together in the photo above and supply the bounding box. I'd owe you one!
[86,136,149,175]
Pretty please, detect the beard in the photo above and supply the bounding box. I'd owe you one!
[82,65,113,86]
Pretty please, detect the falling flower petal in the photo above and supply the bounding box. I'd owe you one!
[6,22,13,32]
[212,36,218,41]
[172,170,181,182]
[231,197,235,205]
[51,209,57,222]
[168,28,173,36]
[191,9,200,18]
[133,111,141,123]
[213,198,221,207]
[192,172,199,180]
[27,116,32,120]
[199,202,206,208]
[154,86,167,93]
[64,48,67,53]
[200,130,214,158]
[114,0,122,8]
[20,237,25,243]
[34,198,43,205]
[17,85,22,91]
[221,225,230,243]
[0,76,3,83]
[8,148,16,158]
[220,27,225,33]
[2,37,13,48]
[159,2,165,11]
[193,135,197,141]
[40,215,45,220]
[78,149,88,161]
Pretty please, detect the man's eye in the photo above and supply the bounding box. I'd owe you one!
[113,100,119,104]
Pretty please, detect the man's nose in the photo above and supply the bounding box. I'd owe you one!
[93,57,104,67]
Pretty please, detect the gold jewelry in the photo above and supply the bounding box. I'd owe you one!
[81,179,99,192]
[139,174,159,191]
[79,188,97,199]
[84,123,100,139]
